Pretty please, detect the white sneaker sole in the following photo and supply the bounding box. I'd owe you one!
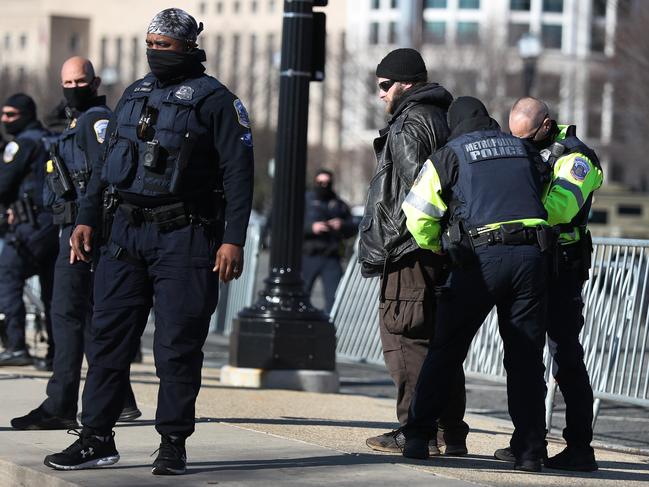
[45,454,120,470]
[151,465,186,475]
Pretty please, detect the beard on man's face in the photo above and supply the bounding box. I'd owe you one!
[385,84,407,116]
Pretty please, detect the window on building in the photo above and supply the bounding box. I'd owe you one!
[232,34,240,90]
[234,1,241,13]
[591,21,606,52]
[391,0,398,8]
[115,37,123,74]
[593,0,607,17]
[371,0,380,9]
[251,0,258,13]
[131,36,139,79]
[423,21,446,44]
[425,0,447,8]
[215,34,223,75]
[459,0,480,9]
[19,34,27,49]
[369,22,380,45]
[388,22,398,44]
[510,0,531,10]
[269,0,276,13]
[589,210,608,224]
[457,21,480,45]
[3,34,9,49]
[541,24,562,49]
[508,23,529,46]
[199,2,207,14]
[100,37,108,69]
[618,205,643,216]
[365,72,382,130]
[216,1,223,13]
[543,0,563,13]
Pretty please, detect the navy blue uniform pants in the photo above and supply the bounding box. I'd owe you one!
[302,254,343,314]
[82,209,220,439]
[406,244,549,462]
[0,215,57,353]
[42,225,137,417]
[547,244,594,449]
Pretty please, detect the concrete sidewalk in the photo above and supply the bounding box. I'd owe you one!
[0,361,648,487]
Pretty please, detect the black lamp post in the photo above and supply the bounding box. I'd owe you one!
[518,32,542,97]
[228,0,336,373]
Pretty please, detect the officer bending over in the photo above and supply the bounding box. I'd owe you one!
[401,97,552,472]
[44,8,254,475]
[11,56,141,432]
[0,94,58,368]
[493,97,603,472]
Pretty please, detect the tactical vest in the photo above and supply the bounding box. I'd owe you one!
[17,126,50,208]
[44,106,111,208]
[550,131,601,233]
[103,74,222,198]
[447,130,547,230]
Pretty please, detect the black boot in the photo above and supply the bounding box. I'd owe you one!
[152,435,187,475]
[545,446,598,472]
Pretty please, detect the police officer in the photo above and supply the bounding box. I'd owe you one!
[303,169,356,314]
[10,57,141,431]
[0,94,58,367]
[492,97,603,472]
[45,8,254,475]
[401,97,552,472]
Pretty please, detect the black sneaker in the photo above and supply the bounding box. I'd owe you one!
[494,446,516,462]
[11,406,78,430]
[44,430,119,470]
[545,446,598,472]
[151,435,187,475]
[366,429,440,455]
[0,349,32,366]
[515,458,542,472]
[118,406,142,422]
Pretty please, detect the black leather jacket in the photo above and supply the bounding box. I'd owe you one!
[358,83,453,276]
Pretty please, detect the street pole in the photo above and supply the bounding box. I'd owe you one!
[228,0,336,374]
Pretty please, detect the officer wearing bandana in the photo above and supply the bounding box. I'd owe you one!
[0,94,58,368]
[10,57,141,432]
[45,8,254,475]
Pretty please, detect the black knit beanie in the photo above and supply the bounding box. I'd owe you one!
[375,48,427,82]
[3,93,36,119]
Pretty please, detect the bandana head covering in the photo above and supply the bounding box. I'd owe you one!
[147,8,204,44]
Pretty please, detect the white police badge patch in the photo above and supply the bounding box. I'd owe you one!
[174,86,194,101]
[233,99,250,128]
[3,141,19,163]
[570,157,590,181]
[93,119,109,143]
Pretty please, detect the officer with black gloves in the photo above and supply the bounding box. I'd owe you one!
[44,8,254,476]
[10,56,141,432]
[0,94,58,368]
[401,97,552,472]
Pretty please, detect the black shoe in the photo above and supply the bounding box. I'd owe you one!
[11,407,78,430]
[33,357,53,372]
[494,446,516,462]
[152,435,187,475]
[444,442,468,456]
[545,446,598,472]
[0,349,32,366]
[44,430,119,470]
[514,458,542,472]
[402,437,430,460]
[118,406,142,422]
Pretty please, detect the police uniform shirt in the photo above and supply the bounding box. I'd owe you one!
[77,75,254,247]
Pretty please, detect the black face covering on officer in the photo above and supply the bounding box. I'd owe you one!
[146,48,206,82]
[63,85,96,111]
[2,94,36,136]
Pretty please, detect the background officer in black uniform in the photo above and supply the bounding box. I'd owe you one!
[45,8,254,476]
[11,56,140,431]
[302,169,356,314]
[0,94,58,367]
[401,97,552,472]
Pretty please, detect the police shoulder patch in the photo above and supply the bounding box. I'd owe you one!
[570,157,590,181]
[3,141,19,163]
[233,99,250,128]
[175,85,194,101]
[93,119,109,143]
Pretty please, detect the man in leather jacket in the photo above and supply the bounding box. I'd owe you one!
[359,48,468,455]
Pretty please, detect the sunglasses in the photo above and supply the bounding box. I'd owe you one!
[522,113,549,141]
[1,111,20,117]
[378,80,396,92]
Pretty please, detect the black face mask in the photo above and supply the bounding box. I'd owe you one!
[63,85,96,111]
[146,48,207,82]
[3,117,31,136]
[315,183,333,199]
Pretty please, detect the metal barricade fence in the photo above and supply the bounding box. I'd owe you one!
[210,219,262,335]
[331,237,649,429]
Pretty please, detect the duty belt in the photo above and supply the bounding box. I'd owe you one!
[469,225,548,248]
